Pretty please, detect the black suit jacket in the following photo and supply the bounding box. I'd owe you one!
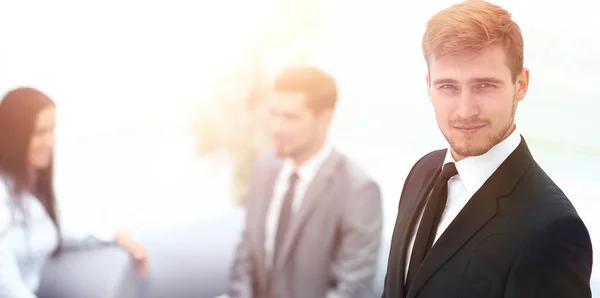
[382,137,593,298]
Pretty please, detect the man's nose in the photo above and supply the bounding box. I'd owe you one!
[455,91,479,119]
[270,116,288,131]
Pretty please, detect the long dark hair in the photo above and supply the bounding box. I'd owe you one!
[0,87,60,252]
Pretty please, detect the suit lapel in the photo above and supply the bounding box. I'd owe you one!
[382,149,446,298]
[394,164,442,297]
[274,151,341,269]
[255,157,282,288]
[407,137,534,297]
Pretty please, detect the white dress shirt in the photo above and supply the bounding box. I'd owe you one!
[404,128,522,280]
[263,143,334,268]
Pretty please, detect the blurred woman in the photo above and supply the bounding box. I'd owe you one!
[0,87,148,297]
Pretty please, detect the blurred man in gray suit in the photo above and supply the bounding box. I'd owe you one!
[226,67,383,298]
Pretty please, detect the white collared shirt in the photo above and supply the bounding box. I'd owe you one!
[404,127,522,280]
[0,175,116,297]
[264,143,334,268]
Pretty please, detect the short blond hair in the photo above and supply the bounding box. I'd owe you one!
[422,0,524,81]
[273,67,337,114]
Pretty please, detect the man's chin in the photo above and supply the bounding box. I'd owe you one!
[451,143,492,158]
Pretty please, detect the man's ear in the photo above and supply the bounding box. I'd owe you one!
[318,108,334,125]
[515,68,530,102]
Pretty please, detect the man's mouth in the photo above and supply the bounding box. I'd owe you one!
[453,124,485,132]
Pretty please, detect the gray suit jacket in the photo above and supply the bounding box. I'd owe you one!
[228,149,383,298]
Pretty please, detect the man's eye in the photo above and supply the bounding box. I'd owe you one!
[439,84,456,90]
[478,83,494,89]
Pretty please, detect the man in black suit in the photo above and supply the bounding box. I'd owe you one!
[382,1,593,297]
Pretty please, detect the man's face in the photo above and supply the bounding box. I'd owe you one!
[267,91,329,160]
[426,45,529,159]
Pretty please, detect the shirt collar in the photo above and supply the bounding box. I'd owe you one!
[444,126,522,194]
[281,142,334,182]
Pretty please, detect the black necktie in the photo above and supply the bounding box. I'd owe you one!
[273,172,299,262]
[406,162,458,288]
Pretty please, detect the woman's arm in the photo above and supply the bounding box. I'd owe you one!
[59,225,117,249]
[0,184,37,298]
[0,236,38,298]
[59,222,148,275]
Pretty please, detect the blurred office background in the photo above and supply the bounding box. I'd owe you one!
[1,0,599,293]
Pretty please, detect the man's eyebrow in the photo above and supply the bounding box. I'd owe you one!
[470,77,505,84]
[432,77,506,85]
[432,78,458,85]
